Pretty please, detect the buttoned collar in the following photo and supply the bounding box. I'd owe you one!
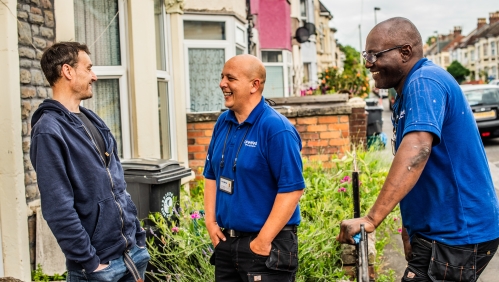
[225,97,267,125]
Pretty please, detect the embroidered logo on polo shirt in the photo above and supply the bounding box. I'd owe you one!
[244,140,257,147]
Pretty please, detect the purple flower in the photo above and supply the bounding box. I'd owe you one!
[397,228,402,233]
[338,187,347,192]
[190,211,201,220]
[340,176,351,183]
[171,226,179,233]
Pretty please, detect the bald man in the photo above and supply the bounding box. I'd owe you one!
[337,18,499,281]
[203,55,305,281]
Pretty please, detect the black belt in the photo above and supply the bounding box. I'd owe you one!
[223,225,297,238]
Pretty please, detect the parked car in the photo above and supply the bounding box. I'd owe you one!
[387,88,397,111]
[372,87,388,98]
[461,84,499,138]
[489,79,499,86]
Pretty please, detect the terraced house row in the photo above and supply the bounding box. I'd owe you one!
[425,11,499,81]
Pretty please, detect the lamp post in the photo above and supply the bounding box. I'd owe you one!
[434,30,439,65]
[374,7,380,25]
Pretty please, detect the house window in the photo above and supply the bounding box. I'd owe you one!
[155,0,175,159]
[318,23,324,53]
[158,80,171,159]
[74,0,130,158]
[188,48,226,112]
[183,15,244,112]
[300,0,307,18]
[262,50,293,98]
[491,42,496,56]
[477,46,481,60]
[483,43,488,56]
[184,21,225,40]
[471,50,475,62]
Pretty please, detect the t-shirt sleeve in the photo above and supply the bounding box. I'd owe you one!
[402,78,446,145]
[267,130,305,193]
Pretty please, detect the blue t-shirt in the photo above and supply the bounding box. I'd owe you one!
[393,58,499,245]
[204,97,305,232]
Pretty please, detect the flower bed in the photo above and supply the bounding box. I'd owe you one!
[145,148,400,282]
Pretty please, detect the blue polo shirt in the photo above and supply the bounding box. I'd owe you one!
[393,58,499,245]
[204,97,305,232]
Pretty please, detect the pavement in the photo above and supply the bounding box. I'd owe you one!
[375,95,499,280]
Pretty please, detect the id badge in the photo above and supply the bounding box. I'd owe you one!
[219,176,234,194]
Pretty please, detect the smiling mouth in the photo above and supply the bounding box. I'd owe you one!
[223,92,233,97]
[372,71,379,75]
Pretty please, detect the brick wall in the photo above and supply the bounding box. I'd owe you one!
[17,0,55,270]
[187,102,367,185]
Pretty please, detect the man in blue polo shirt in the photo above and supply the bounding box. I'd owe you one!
[338,18,499,281]
[203,54,305,281]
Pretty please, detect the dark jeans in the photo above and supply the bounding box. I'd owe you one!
[210,229,298,282]
[402,235,499,282]
[67,245,150,282]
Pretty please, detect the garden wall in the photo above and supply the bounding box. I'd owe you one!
[186,96,367,184]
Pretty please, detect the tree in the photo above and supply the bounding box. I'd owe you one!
[446,60,470,84]
[426,36,436,47]
[317,45,370,97]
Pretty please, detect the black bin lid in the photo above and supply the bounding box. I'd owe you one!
[121,158,182,173]
[121,158,192,184]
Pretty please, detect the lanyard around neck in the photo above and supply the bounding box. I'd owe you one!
[220,123,251,171]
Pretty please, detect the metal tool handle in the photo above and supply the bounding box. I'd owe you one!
[356,224,369,282]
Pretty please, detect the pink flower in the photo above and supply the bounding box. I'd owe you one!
[393,217,399,221]
[397,228,402,233]
[171,226,179,233]
[190,211,201,220]
[338,187,347,192]
[340,176,351,183]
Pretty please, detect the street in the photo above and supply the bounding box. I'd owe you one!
[375,96,499,281]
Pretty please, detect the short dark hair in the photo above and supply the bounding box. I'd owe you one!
[40,42,91,86]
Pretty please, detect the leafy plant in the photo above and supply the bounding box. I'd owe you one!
[318,45,370,97]
[447,60,470,84]
[146,147,400,281]
[32,264,66,282]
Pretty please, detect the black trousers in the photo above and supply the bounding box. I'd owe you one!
[210,229,298,282]
[402,234,499,282]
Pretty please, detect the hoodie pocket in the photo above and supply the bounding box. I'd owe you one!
[91,197,123,253]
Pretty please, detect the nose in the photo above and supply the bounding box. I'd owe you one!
[364,60,374,69]
[219,76,227,89]
[91,70,98,82]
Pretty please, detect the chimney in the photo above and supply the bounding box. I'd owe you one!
[477,18,487,30]
[490,12,499,24]
[453,26,462,37]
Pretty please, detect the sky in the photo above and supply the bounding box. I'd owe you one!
[321,0,498,51]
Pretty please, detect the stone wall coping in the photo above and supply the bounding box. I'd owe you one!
[270,94,349,105]
[186,103,354,123]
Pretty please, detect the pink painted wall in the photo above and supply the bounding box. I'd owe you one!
[252,0,291,51]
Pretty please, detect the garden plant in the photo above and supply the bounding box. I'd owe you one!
[146,147,401,282]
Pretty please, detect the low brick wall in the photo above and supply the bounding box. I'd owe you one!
[186,97,367,185]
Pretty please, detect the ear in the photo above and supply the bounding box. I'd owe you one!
[250,79,261,94]
[61,64,73,80]
[400,45,412,62]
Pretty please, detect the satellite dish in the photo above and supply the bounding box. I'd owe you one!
[305,22,316,35]
[295,27,310,43]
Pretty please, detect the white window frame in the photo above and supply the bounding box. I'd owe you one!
[183,14,244,112]
[84,0,131,158]
[155,2,177,160]
[261,49,293,97]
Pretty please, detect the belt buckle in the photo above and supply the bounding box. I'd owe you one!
[229,229,237,237]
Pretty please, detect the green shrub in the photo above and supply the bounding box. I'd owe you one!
[146,148,400,281]
[32,264,66,281]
